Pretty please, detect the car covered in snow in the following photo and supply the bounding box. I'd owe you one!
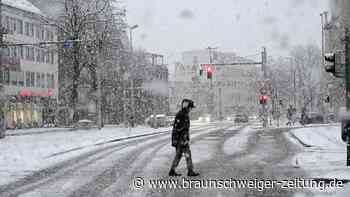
[304,112,324,124]
[75,119,94,129]
[234,114,249,123]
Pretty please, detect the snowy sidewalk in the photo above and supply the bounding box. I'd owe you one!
[286,125,350,195]
[5,127,72,136]
[287,125,350,194]
[0,125,173,186]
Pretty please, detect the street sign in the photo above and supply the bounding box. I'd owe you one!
[63,40,73,49]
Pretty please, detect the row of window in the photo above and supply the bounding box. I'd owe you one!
[3,46,55,64]
[3,15,55,41]
[0,70,55,89]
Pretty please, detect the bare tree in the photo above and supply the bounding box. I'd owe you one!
[39,0,128,124]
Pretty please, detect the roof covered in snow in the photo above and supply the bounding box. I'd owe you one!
[3,0,42,15]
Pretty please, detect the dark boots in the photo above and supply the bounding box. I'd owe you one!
[187,170,200,177]
[168,169,181,176]
[169,169,200,176]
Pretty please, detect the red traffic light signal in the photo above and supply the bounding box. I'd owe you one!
[206,65,213,79]
[259,95,268,104]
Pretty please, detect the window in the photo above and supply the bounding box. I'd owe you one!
[14,46,18,57]
[30,72,35,87]
[41,73,45,88]
[35,25,41,39]
[45,51,49,63]
[9,46,14,57]
[10,71,17,86]
[36,73,41,87]
[36,48,40,62]
[41,49,45,62]
[3,70,9,84]
[51,74,55,88]
[5,16,10,34]
[19,46,24,59]
[30,23,34,37]
[12,17,17,33]
[46,31,50,41]
[26,71,30,87]
[30,47,35,61]
[50,51,55,64]
[47,73,51,88]
[25,22,30,36]
[41,29,45,40]
[50,32,54,41]
[25,47,30,60]
[0,70,3,84]
[17,19,23,34]
[18,72,24,87]
[4,47,9,56]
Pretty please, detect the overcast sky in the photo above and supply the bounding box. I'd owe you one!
[125,0,329,64]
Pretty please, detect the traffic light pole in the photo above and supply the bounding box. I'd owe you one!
[345,27,350,166]
[207,47,216,120]
[262,47,268,128]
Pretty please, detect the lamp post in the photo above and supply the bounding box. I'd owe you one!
[129,24,138,128]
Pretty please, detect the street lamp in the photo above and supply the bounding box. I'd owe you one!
[127,24,138,128]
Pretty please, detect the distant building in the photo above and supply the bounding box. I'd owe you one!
[0,0,58,128]
[170,50,259,119]
[136,53,169,121]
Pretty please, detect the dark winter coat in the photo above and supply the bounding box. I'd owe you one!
[171,108,190,147]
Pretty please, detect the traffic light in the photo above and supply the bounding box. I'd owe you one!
[207,65,213,79]
[325,95,330,103]
[199,69,203,76]
[324,53,336,73]
[259,95,268,105]
[279,99,283,106]
[324,52,343,78]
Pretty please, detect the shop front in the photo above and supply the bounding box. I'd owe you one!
[5,89,56,129]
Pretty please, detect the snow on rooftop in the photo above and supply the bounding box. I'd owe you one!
[3,0,42,15]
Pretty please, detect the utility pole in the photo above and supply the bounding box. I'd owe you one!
[345,27,350,166]
[261,47,268,128]
[207,46,217,120]
[0,0,4,139]
[0,0,3,86]
[129,25,138,128]
[96,39,103,130]
[321,12,325,66]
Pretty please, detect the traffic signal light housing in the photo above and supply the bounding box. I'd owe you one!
[324,53,336,73]
[259,95,268,105]
[325,95,330,103]
[324,52,343,78]
[207,65,213,79]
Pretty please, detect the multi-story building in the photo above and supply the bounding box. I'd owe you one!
[0,0,58,128]
[135,53,169,122]
[170,50,259,119]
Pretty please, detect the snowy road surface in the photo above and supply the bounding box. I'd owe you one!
[0,122,349,196]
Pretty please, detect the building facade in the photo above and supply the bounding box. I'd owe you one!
[0,1,58,128]
[170,50,259,119]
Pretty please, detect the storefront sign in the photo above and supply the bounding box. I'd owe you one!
[19,89,54,97]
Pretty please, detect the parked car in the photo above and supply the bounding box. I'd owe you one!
[305,112,324,124]
[234,114,248,123]
[155,114,167,127]
[75,119,94,129]
[146,114,167,128]
[166,115,175,126]
[198,114,211,122]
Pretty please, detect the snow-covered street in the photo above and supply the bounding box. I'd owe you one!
[2,121,349,196]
